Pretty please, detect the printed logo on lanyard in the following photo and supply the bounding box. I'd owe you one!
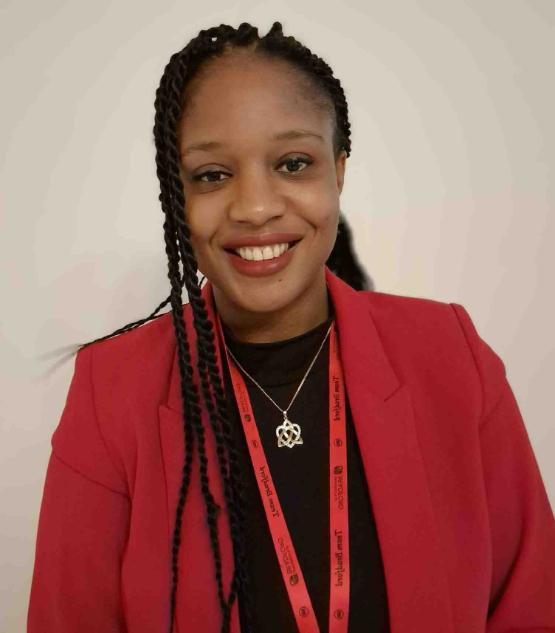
[215,313,350,633]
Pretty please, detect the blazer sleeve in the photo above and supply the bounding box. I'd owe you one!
[27,344,130,633]
[451,303,555,631]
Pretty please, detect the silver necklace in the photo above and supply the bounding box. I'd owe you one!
[224,320,334,448]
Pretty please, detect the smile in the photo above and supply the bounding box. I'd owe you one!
[231,241,299,261]
[223,239,302,277]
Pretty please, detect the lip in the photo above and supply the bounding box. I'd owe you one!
[221,232,303,250]
[224,239,301,277]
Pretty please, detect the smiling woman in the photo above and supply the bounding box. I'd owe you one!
[27,19,555,633]
[177,46,353,341]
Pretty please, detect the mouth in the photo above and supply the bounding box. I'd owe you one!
[223,239,302,261]
[222,238,303,278]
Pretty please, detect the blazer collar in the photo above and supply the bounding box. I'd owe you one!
[163,265,454,632]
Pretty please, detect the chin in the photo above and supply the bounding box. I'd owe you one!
[231,282,295,314]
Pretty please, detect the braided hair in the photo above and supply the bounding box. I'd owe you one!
[76,21,370,633]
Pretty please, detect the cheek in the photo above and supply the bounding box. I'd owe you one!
[184,201,218,250]
[298,184,340,230]
[182,206,216,276]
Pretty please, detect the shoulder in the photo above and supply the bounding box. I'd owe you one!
[51,310,182,495]
[81,305,188,417]
[362,287,454,328]
[85,307,179,374]
[73,308,185,468]
[359,287,469,348]
[359,288,507,420]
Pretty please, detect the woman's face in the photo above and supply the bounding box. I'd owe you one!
[178,50,346,316]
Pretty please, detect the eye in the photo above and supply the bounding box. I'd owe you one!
[277,156,312,175]
[192,170,229,183]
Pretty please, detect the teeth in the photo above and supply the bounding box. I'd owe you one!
[235,242,290,261]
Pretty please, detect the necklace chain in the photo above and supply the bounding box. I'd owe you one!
[224,320,334,417]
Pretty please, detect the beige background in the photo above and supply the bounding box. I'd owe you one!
[1,1,553,630]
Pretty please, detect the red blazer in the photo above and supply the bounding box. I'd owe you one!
[28,266,555,632]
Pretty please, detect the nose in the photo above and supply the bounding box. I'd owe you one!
[227,166,286,225]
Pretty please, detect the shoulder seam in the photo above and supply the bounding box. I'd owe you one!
[449,302,486,424]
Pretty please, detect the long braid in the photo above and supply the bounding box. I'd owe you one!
[156,77,237,633]
[174,218,250,626]
[175,215,254,629]
[163,33,257,629]
[159,213,199,631]
[152,72,225,627]
[72,20,374,633]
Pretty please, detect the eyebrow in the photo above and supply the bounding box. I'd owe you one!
[181,129,324,157]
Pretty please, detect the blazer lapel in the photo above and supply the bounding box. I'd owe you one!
[159,266,454,632]
[323,267,455,632]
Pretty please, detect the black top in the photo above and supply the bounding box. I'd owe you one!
[217,294,390,632]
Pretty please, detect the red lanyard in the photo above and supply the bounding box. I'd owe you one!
[215,314,350,633]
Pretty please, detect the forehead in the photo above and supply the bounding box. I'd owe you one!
[178,51,333,148]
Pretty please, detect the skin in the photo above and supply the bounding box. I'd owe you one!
[178,48,347,343]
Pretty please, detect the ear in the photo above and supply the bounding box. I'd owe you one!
[335,150,347,194]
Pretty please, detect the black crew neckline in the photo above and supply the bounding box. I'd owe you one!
[218,298,335,388]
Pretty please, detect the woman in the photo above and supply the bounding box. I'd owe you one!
[27,21,555,633]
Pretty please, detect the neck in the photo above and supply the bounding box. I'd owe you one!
[211,269,329,344]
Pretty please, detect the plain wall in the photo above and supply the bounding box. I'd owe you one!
[1,1,553,630]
